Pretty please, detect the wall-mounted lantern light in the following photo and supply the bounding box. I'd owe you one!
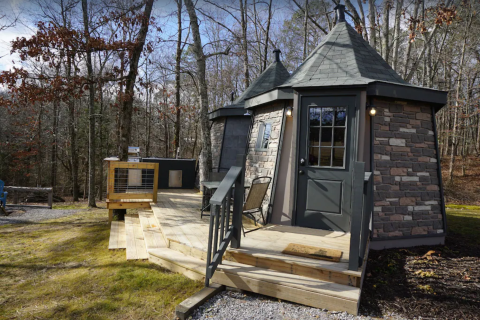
[367,101,376,117]
[285,106,293,117]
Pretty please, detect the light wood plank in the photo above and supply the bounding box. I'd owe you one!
[108,220,119,249]
[125,215,138,260]
[133,216,149,260]
[149,248,205,281]
[138,211,167,251]
[118,220,126,249]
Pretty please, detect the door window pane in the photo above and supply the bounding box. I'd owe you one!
[332,148,345,167]
[308,106,347,168]
[309,127,320,146]
[320,148,331,166]
[309,108,321,126]
[321,108,334,126]
[333,128,345,146]
[335,108,346,126]
[309,147,319,166]
[321,128,332,146]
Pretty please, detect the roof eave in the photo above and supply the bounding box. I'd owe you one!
[244,88,294,109]
[209,105,250,120]
[367,81,448,112]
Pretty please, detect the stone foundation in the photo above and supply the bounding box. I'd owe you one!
[372,98,444,239]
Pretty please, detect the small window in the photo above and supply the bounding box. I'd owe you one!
[256,122,272,150]
[308,106,347,168]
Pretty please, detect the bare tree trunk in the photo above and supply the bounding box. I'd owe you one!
[174,0,183,158]
[263,0,273,70]
[118,0,155,161]
[50,98,59,190]
[382,1,390,64]
[98,82,104,201]
[403,0,420,79]
[239,0,249,88]
[356,0,368,41]
[368,0,377,48]
[82,0,97,208]
[448,9,472,183]
[185,0,213,188]
[303,0,308,61]
[392,0,403,70]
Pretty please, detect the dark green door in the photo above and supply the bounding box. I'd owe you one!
[296,95,357,232]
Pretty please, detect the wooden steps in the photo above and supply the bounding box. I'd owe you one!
[125,214,148,260]
[148,248,205,282]
[108,221,126,250]
[138,211,167,251]
[115,190,368,315]
[212,261,360,315]
[225,248,361,287]
[159,237,361,287]
[148,242,361,314]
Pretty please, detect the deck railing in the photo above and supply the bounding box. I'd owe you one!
[107,161,159,202]
[348,161,374,271]
[205,156,245,287]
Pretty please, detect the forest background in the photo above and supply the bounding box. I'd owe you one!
[0,0,477,207]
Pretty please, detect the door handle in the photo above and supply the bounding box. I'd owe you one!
[299,170,304,175]
[300,158,305,166]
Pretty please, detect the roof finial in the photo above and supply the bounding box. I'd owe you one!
[334,4,346,22]
[273,48,281,62]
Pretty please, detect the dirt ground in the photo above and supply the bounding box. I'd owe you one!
[360,206,480,319]
[442,155,480,205]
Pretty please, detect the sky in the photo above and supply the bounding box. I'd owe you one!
[0,0,363,71]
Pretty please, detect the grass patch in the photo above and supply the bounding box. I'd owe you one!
[0,208,203,320]
[445,207,480,244]
[446,204,480,210]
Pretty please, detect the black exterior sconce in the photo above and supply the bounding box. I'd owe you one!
[285,106,293,117]
[367,100,376,117]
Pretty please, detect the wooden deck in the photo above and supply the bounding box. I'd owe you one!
[108,189,367,315]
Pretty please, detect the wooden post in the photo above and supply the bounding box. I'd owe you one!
[108,209,113,223]
[152,163,159,203]
[349,162,365,271]
[48,190,53,209]
[231,154,246,249]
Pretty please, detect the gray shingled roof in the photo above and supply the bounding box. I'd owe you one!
[226,59,291,108]
[281,21,408,88]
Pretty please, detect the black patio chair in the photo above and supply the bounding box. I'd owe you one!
[200,171,227,218]
[242,176,271,235]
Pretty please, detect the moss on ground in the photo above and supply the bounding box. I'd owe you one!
[0,206,203,320]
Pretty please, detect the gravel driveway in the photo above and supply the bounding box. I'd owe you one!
[0,207,83,225]
[189,291,406,320]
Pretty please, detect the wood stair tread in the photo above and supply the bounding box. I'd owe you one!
[217,260,360,301]
[163,237,361,278]
[108,221,126,250]
[227,247,362,277]
[148,248,205,281]
[138,211,167,251]
[125,214,149,260]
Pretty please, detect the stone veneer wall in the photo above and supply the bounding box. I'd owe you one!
[210,118,225,172]
[245,102,284,223]
[372,97,444,239]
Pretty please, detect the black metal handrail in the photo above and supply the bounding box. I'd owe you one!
[348,162,373,271]
[205,156,245,287]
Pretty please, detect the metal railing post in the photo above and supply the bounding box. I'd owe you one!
[231,154,245,249]
[348,162,365,271]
